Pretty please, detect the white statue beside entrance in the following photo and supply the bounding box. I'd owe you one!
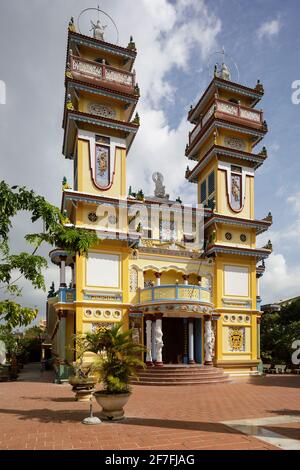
[204,318,214,364]
[155,317,164,366]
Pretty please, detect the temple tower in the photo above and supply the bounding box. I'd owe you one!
[185,64,272,374]
[48,17,140,380]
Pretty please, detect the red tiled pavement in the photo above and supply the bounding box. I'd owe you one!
[0,364,299,450]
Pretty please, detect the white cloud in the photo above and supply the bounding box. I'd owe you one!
[256,17,282,40]
[127,0,221,199]
[261,253,300,304]
[260,190,300,303]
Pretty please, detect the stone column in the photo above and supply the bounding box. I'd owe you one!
[183,318,188,364]
[155,314,164,367]
[58,310,67,361]
[59,256,67,287]
[188,318,195,364]
[183,274,189,285]
[71,256,76,288]
[257,317,261,359]
[151,318,157,362]
[145,316,153,366]
[204,315,214,365]
[155,272,161,286]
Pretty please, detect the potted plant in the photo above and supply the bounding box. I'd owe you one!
[90,323,145,421]
[68,335,98,401]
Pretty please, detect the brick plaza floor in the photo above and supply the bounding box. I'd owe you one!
[0,363,299,450]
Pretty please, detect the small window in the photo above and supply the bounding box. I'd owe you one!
[231,165,242,174]
[200,180,207,203]
[208,171,215,195]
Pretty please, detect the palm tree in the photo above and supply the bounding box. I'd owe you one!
[86,323,145,394]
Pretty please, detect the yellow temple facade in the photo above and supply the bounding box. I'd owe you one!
[46,21,272,382]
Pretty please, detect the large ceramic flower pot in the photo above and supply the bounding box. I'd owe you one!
[68,376,97,402]
[94,392,131,421]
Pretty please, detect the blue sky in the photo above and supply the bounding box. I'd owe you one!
[0,0,299,319]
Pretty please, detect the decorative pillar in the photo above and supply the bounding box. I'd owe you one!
[71,256,76,287]
[183,274,189,285]
[155,272,161,286]
[58,310,67,361]
[194,318,202,364]
[145,316,153,366]
[155,314,164,367]
[188,318,195,364]
[204,315,214,365]
[59,256,67,287]
[183,318,188,364]
[257,317,261,359]
[151,318,157,362]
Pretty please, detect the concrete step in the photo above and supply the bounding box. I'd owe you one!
[138,369,224,376]
[132,365,229,386]
[136,373,225,381]
[131,377,230,386]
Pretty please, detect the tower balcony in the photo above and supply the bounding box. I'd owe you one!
[187,99,267,158]
[69,54,137,95]
[136,284,212,310]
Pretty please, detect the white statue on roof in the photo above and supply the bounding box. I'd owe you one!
[152,172,169,199]
[90,19,107,40]
[220,62,231,81]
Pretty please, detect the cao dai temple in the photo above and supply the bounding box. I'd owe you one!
[46,17,273,384]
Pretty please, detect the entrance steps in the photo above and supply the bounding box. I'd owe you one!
[131,364,230,386]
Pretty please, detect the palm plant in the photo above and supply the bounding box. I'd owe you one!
[86,323,145,394]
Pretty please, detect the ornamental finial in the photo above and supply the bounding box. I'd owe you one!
[66,94,74,111]
[68,17,76,32]
[128,36,136,51]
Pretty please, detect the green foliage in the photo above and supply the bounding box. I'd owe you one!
[85,323,146,394]
[0,301,37,330]
[0,325,24,359]
[0,181,98,329]
[261,299,300,364]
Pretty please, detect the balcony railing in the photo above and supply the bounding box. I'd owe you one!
[70,54,135,93]
[58,287,76,303]
[189,99,264,146]
[138,284,211,304]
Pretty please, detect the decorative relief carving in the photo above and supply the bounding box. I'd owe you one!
[88,103,116,119]
[224,135,246,151]
[240,108,261,122]
[92,322,115,333]
[228,327,245,352]
[218,102,238,116]
[230,174,242,211]
[202,104,215,127]
[105,69,133,87]
[88,212,98,223]
[72,59,102,79]
[129,268,138,293]
[95,144,110,187]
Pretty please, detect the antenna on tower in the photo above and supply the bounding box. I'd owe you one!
[207,46,240,83]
